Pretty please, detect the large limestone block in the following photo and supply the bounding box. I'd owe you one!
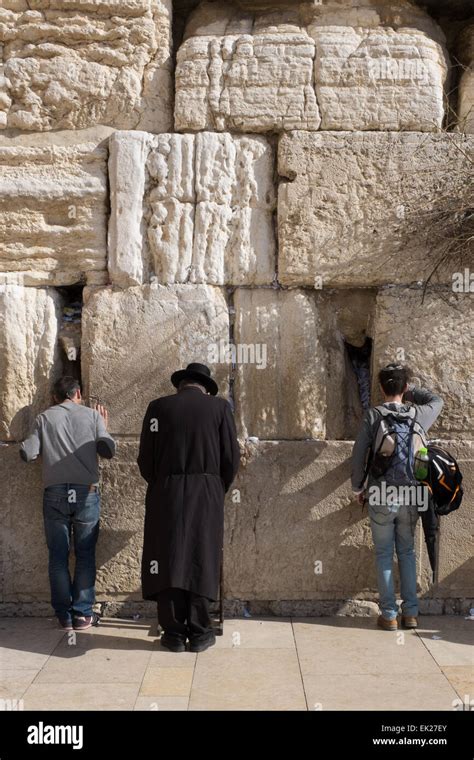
[434,440,474,599]
[0,284,62,441]
[175,3,321,133]
[278,131,473,287]
[372,288,474,436]
[458,70,474,135]
[233,288,327,440]
[224,440,434,600]
[0,444,49,600]
[96,439,145,597]
[0,142,108,286]
[81,283,230,435]
[457,25,474,134]
[0,439,146,603]
[108,130,275,287]
[308,1,448,131]
[234,288,379,441]
[108,131,152,288]
[0,0,172,132]
[175,0,448,133]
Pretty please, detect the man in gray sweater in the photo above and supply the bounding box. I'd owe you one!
[20,376,115,631]
[352,363,443,631]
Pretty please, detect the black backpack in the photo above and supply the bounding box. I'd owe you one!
[421,444,464,516]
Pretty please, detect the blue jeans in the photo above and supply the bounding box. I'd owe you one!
[43,484,100,621]
[369,503,419,620]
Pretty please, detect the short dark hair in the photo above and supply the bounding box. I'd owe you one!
[378,364,411,396]
[53,376,81,402]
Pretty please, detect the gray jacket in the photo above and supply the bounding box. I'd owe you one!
[20,401,116,488]
[351,385,444,493]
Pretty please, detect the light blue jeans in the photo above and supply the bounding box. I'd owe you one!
[369,503,419,620]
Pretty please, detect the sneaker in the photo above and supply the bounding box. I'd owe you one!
[160,634,186,653]
[73,612,101,630]
[401,615,418,629]
[377,615,398,631]
[189,634,216,653]
[57,618,73,632]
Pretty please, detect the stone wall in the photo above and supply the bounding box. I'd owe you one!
[1,0,473,617]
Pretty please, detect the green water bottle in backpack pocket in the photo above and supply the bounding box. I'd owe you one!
[414,446,430,481]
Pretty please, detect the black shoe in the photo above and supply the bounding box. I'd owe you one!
[73,612,101,630]
[160,634,186,653]
[189,634,216,653]
[57,617,73,632]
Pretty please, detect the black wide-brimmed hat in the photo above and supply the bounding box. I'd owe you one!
[171,362,218,396]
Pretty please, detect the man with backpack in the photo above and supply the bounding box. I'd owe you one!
[351,363,443,631]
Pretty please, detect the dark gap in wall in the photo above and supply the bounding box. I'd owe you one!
[267,133,280,288]
[413,0,473,131]
[415,0,472,23]
[324,289,376,440]
[325,331,367,442]
[345,337,373,414]
[55,284,84,385]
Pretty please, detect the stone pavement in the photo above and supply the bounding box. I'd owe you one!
[0,616,472,711]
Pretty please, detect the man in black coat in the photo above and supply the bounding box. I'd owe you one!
[137,363,240,653]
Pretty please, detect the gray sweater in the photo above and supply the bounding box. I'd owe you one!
[20,401,116,488]
[351,386,444,493]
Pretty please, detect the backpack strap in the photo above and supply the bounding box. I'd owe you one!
[362,405,418,485]
[375,404,417,421]
[362,407,383,484]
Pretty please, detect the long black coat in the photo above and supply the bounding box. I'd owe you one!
[137,387,240,601]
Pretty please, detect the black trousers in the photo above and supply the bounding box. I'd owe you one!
[157,588,214,642]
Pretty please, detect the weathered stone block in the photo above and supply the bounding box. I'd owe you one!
[372,288,474,435]
[0,443,48,600]
[435,441,474,599]
[224,440,434,600]
[0,142,108,286]
[458,69,474,135]
[81,283,230,435]
[0,284,62,441]
[278,131,473,287]
[0,439,146,602]
[309,7,448,131]
[1,0,172,132]
[457,25,474,134]
[234,288,379,441]
[108,130,276,287]
[175,1,448,133]
[96,438,145,597]
[175,3,320,133]
[234,288,327,440]
[108,131,152,288]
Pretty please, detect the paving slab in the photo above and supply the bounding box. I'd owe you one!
[293,618,440,676]
[188,648,307,711]
[303,673,460,711]
[22,683,139,711]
